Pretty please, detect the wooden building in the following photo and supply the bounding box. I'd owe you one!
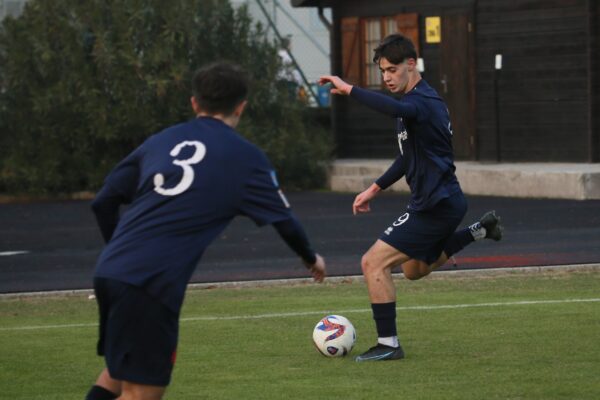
[292,0,600,162]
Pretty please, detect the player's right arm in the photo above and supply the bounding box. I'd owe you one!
[353,157,405,215]
[319,75,418,118]
[272,217,325,282]
[239,150,326,282]
[376,156,405,190]
[352,183,380,215]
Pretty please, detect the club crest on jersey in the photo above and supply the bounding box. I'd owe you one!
[397,130,408,155]
[269,170,280,188]
[270,170,290,208]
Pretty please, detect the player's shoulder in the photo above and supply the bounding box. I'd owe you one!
[142,120,194,146]
[232,134,271,166]
[405,80,447,115]
[143,118,269,165]
[405,80,440,100]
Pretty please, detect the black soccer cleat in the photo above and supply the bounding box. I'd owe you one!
[479,210,503,241]
[355,343,405,362]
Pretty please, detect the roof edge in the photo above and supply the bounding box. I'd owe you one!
[291,0,321,8]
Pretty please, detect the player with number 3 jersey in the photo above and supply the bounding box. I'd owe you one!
[85,62,326,400]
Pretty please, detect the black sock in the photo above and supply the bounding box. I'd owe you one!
[444,228,475,257]
[371,302,397,338]
[85,385,118,400]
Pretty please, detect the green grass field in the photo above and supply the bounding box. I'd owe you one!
[1,268,600,399]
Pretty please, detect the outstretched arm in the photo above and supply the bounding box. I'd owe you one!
[319,75,418,118]
[273,217,326,282]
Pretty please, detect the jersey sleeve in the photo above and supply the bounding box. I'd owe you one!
[350,86,418,119]
[91,184,126,243]
[272,216,317,264]
[103,146,142,204]
[239,153,293,226]
[375,155,406,190]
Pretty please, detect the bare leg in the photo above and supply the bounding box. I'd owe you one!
[94,368,121,396]
[118,381,166,400]
[400,251,450,280]
[356,239,410,361]
[361,239,411,303]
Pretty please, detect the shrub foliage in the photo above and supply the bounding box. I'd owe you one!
[0,0,331,193]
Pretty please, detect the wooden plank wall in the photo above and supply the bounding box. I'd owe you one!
[331,0,474,158]
[592,0,600,162]
[329,0,595,161]
[475,0,590,161]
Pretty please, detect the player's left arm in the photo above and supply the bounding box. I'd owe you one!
[91,184,126,243]
[91,147,141,243]
[239,152,326,282]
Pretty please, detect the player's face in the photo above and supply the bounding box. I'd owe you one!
[379,57,413,94]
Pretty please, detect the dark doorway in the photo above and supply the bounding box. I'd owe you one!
[439,11,476,160]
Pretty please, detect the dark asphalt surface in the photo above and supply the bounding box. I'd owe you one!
[1,192,600,293]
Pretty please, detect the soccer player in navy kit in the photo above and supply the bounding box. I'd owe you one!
[85,62,326,400]
[320,34,503,362]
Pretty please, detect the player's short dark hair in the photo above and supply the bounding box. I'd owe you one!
[373,34,417,65]
[192,62,248,115]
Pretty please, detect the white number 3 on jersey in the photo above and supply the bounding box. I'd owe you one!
[154,141,206,196]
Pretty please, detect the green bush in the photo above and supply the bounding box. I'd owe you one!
[0,0,331,194]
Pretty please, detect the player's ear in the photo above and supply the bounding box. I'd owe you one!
[190,96,201,114]
[406,58,417,72]
[234,100,248,117]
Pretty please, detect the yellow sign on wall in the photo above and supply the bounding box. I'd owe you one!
[426,17,441,43]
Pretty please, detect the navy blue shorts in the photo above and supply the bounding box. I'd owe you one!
[94,277,178,386]
[379,192,468,264]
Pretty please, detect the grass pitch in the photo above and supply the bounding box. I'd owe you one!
[1,268,600,399]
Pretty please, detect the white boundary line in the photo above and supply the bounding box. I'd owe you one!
[1,297,599,332]
[2,263,599,299]
[0,250,29,256]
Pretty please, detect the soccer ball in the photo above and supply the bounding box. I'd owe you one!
[312,315,356,357]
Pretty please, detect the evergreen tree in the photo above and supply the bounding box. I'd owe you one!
[0,0,331,193]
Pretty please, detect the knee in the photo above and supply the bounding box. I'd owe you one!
[402,263,430,281]
[403,269,423,281]
[361,254,373,275]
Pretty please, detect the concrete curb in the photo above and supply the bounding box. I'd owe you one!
[329,160,600,200]
[0,191,95,204]
[1,263,599,299]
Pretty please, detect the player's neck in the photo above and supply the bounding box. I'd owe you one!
[196,112,240,128]
[404,72,422,94]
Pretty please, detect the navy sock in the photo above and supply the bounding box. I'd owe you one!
[371,302,397,338]
[444,228,475,257]
[85,385,118,400]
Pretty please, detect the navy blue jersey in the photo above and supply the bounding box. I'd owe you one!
[93,117,293,313]
[350,80,462,210]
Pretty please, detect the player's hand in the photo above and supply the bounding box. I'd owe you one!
[352,184,381,215]
[318,75,352,96]
[305,254,326,283]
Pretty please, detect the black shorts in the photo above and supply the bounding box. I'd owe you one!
[379,192,468,264]
[94,277,178,386]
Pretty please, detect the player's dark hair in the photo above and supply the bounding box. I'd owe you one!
[192,62,248,115]
[373,34,417,65]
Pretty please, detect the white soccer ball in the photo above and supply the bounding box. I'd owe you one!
[312,315,356,357]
